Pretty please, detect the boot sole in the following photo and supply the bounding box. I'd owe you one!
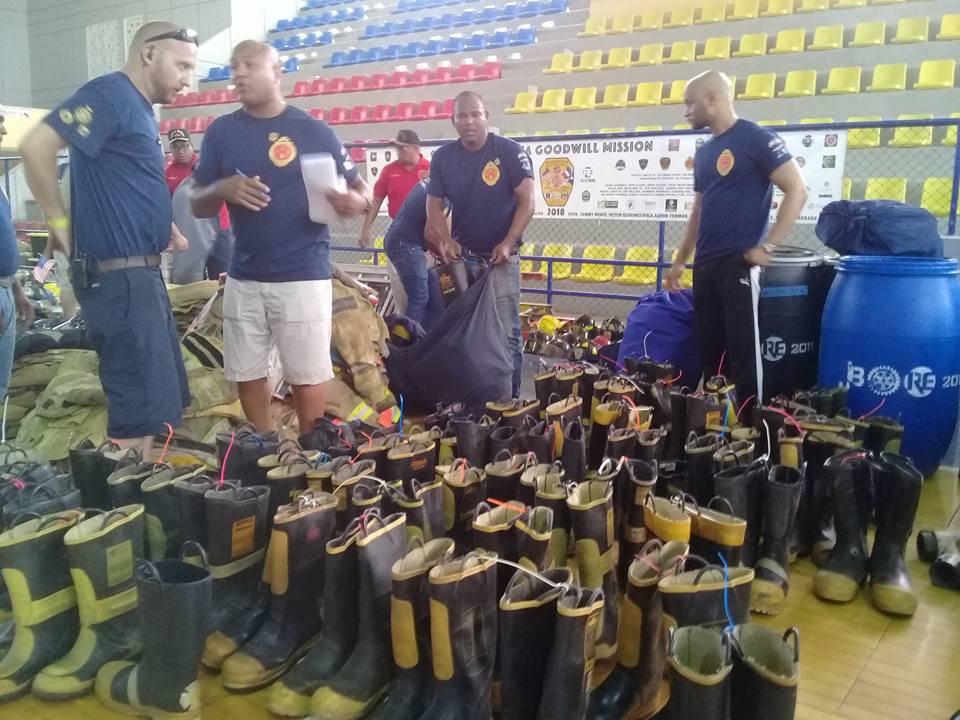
[222,636,319,693]
[267,683,312,718]
[871,584,918,617]
[31,678,95,702]
[96,691,201,720]
[750,579,787,616]
[813,571,861,603]
[625,678,670,720]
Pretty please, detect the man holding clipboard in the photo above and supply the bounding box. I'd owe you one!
[191,40,370,435]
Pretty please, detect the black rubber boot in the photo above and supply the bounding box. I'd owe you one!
[330,458,379,529]
[309,512,408,720]
[869,453,923,617]
[0,511,82,701]
[643,495,692,548]
[657,460,688,498]
[684,393,708,436]
[439,460,487,548]
[604,427,638,464]
[297,418,354,456]
[351,477,390,519]
[534,368,558,419]
[751,465,805,616]
[488,398,541,429]
[618,459,658,587]
[306,455,352,496]
[141,465,206,560]
[454,416,496,469]
[555,366,583,400]
[268,518,363,717]
[519,461,556,507]
[752,405,787,463]
[354,431,392,477]
[713,459,768,567]
[489,425,521,460]
[221,491,338,690]
[931,553,960,589]
[663,626,732,720]
[799,431,855,566]
[473,502,524,597]
[814,451,873,603]
[526,420,557,464]
[484,451,527,505]
[94,557,212,719]
[729,625,799,720]
[534,585,605,720]
[579,366,602,417]
[638,379,674,429]
[533,465,571,569]
[515,506,553,572]
[547,395,585,455]
[660,560,753,628]
[687,497,747,568]
[367,538,456,720]
[1,482,81,528]
[200,484,272,670]
[392,478,445,544]
[917,529,960,563]
[219,424,281,485]
[174,473,215,546]
[712,440,755,475]
[255,440,308,487]
[589,399,624,470]
[561,418,588,483]
[386,441,437,496]
[636,428,667,463]
[265,453,312,521]
[417,552,498,720]
[68,440,122,509]
[106,461,154,508]
[664,388,689,460]
[684,433,722,506]
[864,416,904,456]
[33,506,145,700]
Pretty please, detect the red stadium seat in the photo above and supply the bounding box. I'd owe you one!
[386,71,409,88]
[182,92,201,106]
[197,91,214,105]
[291,81,312,97]
[412,100,439,120]
[368,73,388,89]
[187,116,206,133]
[310,108,326,120]
[428,66,454,85]
[373,104,395,122]
[159,119,174,133]
[437,98,454,119]
[347,75,368,92]
[328,107,349,124]
[395,102,416,119]
[408,69,431,86]
[451,63,476,83]
[477,60,502,80]
[171,94,189,107]
[168,118,187,130]
[327,77,347,93]
[311,78,327,94]
[347,105,372,124]
[212,89,231,104]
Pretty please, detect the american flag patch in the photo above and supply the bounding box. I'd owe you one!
[33,254,55,284]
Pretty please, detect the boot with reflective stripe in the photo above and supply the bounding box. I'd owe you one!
[659,561,753,629]
[619,459,658,588]
[515,506,554,572]
[200,484,271,669]
[663,626,732,720]
[266,454,312,522]
[589,399,624,470]
[533,466,571,570]
[635,428,667,463]
[221,491,337,690]
[526,421,557,464]
[307,455,351,495]
[548,395,584,457]
[561,418,588,484]
[729,625,799,720]
[567,480,619,660]
[713,459,768,568]
[392,479,445,544]
[366,538,455,720]
[686,497,747,568]
[534,369,557,420]
[330,459,378,530]
[218,424,281,486]
[33,505,144,700]
[0,511,82,701]
[604,427,637,463]
[174,474,214,547]
[439,460,486,548]
[684,433,722,506]
[310,513,408,720]
[472,502,524,597]
[268,518,363,718]
[141,465,206,560]
[484,451,527,506]
[454,416,496,469]
[94,557,211,720]
[751,465,805,616]
[386,442,436,497]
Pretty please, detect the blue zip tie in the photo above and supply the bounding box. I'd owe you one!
[718,551,736,630]
[398,394,405,438]
[720,399,731,440]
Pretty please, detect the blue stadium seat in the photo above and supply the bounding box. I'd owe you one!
[306,0,322,8]
[487,29,510,47]
[433,13,455,29]
[453,10,475,25]
[424,0,445,8]
[326,51,346,67]
[475,7,497,24]
[351,7,366,20]
[442,36,465,53]
[318,31,334,44]
[363,23,382,38]
[445,0,461,5]
[420,39,443,55]
[395,0,424,12]
[511,27,536,45]
[465,31,487,50]
[414,17,432,32]
[272,38,287,50]
[366,47,384,62]
[400,41,422,58]
[498,3,519,20]
[383,43,404,59]
[283,58,300,73]
[303,14,318,25]
[345,48,362,64]
[396,18,415,34]
[291,17,307,29]
[542,0,567,13]
[318,10,335,24]
[518,0,542,17]
[273,19,290,32]
[302,32,318,46]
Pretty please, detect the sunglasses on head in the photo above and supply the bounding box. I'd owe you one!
[145,28,199,46]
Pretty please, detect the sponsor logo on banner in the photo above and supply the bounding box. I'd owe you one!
[684,156,694,170]
[639,158,648,170]
[659,157,671,170]
[539,157,574,207]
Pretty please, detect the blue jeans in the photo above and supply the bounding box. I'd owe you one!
[0,287,14,400]
[465,255,522,397]
[386,242,444,332]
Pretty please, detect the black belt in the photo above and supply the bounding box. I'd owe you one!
[97,255,162,272]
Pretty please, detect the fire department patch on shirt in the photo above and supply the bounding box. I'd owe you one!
[482,160,500,186]
[717,148,735,176]
[269,136,298,168]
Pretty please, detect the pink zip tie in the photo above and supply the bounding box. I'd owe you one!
[634,552,662,574]
[716,351,727,378]
[735,395,756,421]
[858,398,886,421]
[156,423,175,466]
[663,370,683,386]
[768,406,805,436]
[218,431,236,488]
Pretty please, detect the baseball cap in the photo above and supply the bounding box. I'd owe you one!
[168,128,192,144]
[392,129,421,147]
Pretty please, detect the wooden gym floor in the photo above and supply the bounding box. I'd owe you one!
[0,469,958,720]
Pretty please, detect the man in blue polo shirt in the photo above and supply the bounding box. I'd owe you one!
[191,40,370,436]
[426,91,535,397]
[666,70,807,404]
[21,21,196,460]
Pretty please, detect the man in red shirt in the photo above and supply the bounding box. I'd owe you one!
[359,129,430,248]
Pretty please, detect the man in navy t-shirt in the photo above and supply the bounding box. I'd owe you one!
[192,41,370,437]
[426,91,536,396]
[666,70,807,405]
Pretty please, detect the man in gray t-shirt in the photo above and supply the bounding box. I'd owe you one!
[171,176,219,284]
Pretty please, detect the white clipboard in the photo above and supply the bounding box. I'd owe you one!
[301,152,347,225]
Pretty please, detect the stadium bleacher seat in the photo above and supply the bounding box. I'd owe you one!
[566,87,597,110]
[797,0,829,12]
[739,73,777,99]
[842,177,852,200]
[779,70,818,97]
[800,117,834,123]
[453,9,475,26]
[696,1,726,24]
[597,84,630,109]
[574,50,603,72]
[565,129,591,134]
[536,88,567,112]
[428,66,454,85]
[770,29,806,53]
[866,63,907,91]
[291,80,312,97]
[864,177,907,202]
[395,102,416,120]
[699,36,732,59]
[328,106,349,125]
[579,17,606,36]
[847,116,882,147]
[758,120,788,125]
[442,37,464,54]
[465,33,486,51]
[921,178,952,216]
[477,60,503,80]
[762,0,795,16]
[542,0,567,14]
[634,43,664,65]
[850,21,885,47]
[545,51,574,74]
[628,81,664,106]
[498,2,519,21]
[602,47,633,69]
[943,113,960,146]
[822,66,862,94]
[511,27,537,45]
[475,7,497,24]
[913,59,955,89]
[635,125,664,131]
[664,39,697,63]
[662,80,687,104]
[519,1,542,18]
[485,30,509,49]
[808,24,843,50]
[451,64,476,82]
[728,0,761,21]
[373,104,395,122]
[541,243,573,279]
[636,10,663,31]
[609,14,634,34]
[616,247,658,285]
[733,33,768,57]
[571,245,616,282]
[891,114,933,147]
[834,0,866,7]
[893,17,929,44]
[505,91,537,114]
[938,14,960,41]
[665,6,694,28]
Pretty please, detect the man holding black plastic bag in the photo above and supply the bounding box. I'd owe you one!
[426,91,536,397]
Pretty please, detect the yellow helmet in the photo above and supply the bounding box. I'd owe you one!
[537,315,560,336]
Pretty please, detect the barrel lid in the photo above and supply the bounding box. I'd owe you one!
[768,245,823,267]
[837,255,959,276]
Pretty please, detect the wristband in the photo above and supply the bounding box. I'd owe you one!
[48,215,70,230]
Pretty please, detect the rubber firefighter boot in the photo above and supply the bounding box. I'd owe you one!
[200,484,272,670]
[643,495,692,548]
[519,461,555,507]
[864,416,904,455]
[713,459,768,568]
[567,480,619,659]
[801,431,856,566]
[685,433,722,505]
[868,452,923,617]
[94,557,212,720]
[917,530,960,563]
[487,399,540,429]
[638,379,673,430]
[310,512,407,720]
[393,479,445,544]
[268,519,363,718]
[561,418,588,483]
[32,505,144,700]
[751,465,805,616]
[686,497,747,568]
[534,368,557,420]
[713,440,755,475]
[590,399,625,470]
[931,552,960,589]
[107,460,154,508]
[352,478,389,523]
[526,420,557,464]
[68,439,121,509]
[548,395,584,457]
[729,625,799,720]
[663,626,732,720]
[387,441,437,496]
[657,460,688,499]
[589,539,689,720]
[174,474,214,547]
[454,416,496,469]
[307,455,351,495]
[659,560,753,629]
[776,427,804,471]
[636,428,667,463]
[141,465,206,560]
[619,459,658,587]
[266,453,312,521]
[416,551,498,720]
[514,506,554,572]
[813,451,873,603]
[604,427,638,466]
[221,491,338,690]
[0,510,82,701]
[219,424,281,485]
[488,426,521,461]
[555,366,583,400]
[355,432,392,477]
[534,466,571,570]
[365,538,455,720]
[472,502,524,597]
[534,585,605,720]
[499,567,573,720]
[330,458,379,529]
[440,459,487,548]
[485,451,527,505]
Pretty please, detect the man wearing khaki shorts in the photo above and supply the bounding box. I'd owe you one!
[191,41,370,433]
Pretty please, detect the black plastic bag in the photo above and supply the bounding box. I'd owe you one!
[815,200,943,258]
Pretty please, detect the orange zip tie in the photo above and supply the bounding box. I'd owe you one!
[155,423,175,466]
[487,497,527,514]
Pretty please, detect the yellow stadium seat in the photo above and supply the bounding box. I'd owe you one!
[866,62,906,91]
[597,84,631,109]
[599,127,626,133]
[850,21,886,47]
[609,13,634,34]
[503,132,524,137]
[571,245,617,283]
[779,70,818,97]
[921,178,953,216]
[834,0,866,7]
[893,17,929,43]
[801,117,834,123]
[797,0,828,11]
[635,125,663,131]
[565,129,590,135]
[573,49,603,72]
[602,47,633,69]
[697,1,726,24]
[505,91,537,114]
[891,114,933,147]
[821,66,862,95]
[633,43,664,66]
[535,88,567,113]
[847,116,882,148]
[942,113,960,146]
[739,73,777,100]
[914,59,956,89]
[361,236,385,265]
[578,17,607,37]
[808,25,844,51]
[520,244,537,274]
[628,81,664,107]
[842,177,851,200]
[664,40,697,63]
[671,249,694,287]
[871,0,903,5]
[758,120,788,126]
[534,130,557,136]
[769,29,806,53]
[541,243,574,279]
[733,33,768,56]
[865,177,907,202]
[662,80,688,105]
[762,0,795,16]
[728,0,760,21]
[635,10,663,31]
[699,36,732,60]
[938,14,960,41]
[616,247,659,285]
[544,51,574,74]
[665,6,694,27]
[566,86,597,111]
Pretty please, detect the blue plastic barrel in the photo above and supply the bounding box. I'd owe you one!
[818,256,960,475]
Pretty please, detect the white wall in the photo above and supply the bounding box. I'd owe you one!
[0,0,33,106]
